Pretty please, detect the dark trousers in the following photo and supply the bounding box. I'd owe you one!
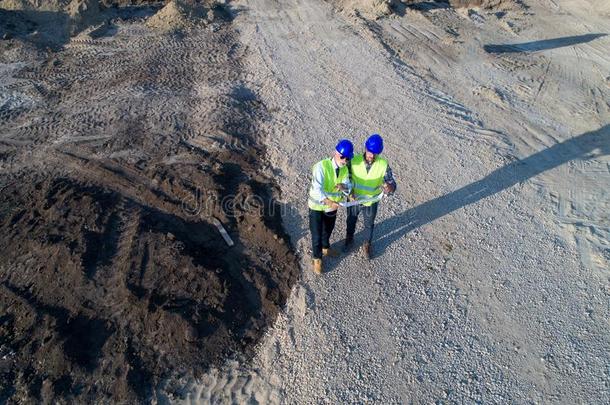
[346,202,379,243]
[309,209,337,259]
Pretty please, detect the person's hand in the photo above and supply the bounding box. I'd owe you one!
[324,199,340,210]
[382,183,395,194]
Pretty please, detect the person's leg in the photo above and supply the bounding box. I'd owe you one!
[321,210,338,249]
[345,204,360,241]
[309,209,323,259]
[362,202,379,243]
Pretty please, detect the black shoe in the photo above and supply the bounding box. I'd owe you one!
[343,237,354,253]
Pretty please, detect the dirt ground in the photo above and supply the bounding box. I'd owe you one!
[183,0,609,402]
[0,1,298,402]
[1,0,609,403]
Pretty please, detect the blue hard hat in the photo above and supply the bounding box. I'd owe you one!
[335,139,354,159]
[365,133,383,154]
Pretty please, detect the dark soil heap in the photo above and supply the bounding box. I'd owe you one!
[0,1,299,402]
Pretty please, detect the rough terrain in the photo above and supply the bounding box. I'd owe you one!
[0,1,298,402]
[181,0,609,403]
[0,0,609,403]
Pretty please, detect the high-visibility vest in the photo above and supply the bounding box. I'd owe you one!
[308,158,349,211]
[351,153,388,206]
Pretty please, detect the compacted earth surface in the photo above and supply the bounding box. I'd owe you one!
[0,0,298,402]
[184,0,609,403]
[1,0,609,404]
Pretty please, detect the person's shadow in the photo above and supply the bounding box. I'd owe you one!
[484,33,607,54]
[334,125,609,264]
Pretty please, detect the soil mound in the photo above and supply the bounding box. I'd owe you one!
[330,0,519,18]
[335,0,397,19]
[0,5,298,402]
[448,0,509,8]
[0,0,103,45]
[146,0,207,31]
[0,1,72,11]
[101,0,163,6]
[66,0,103,34]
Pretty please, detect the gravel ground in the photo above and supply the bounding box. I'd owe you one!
[0,0,607,403]
[184,0,610,403]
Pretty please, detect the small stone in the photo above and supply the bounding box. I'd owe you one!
[207,10,215,22]
[185,326,198,342]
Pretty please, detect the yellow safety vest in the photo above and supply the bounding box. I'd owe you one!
[351,153,388,206]
[308,158,349,211]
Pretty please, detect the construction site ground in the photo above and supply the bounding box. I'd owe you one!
[0,0,608,403]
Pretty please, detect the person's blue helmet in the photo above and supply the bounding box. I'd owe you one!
[365,133,383,154]
[335,139,354,159]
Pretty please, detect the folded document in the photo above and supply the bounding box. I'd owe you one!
[338,193,385,208]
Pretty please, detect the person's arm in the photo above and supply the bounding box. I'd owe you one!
[311,162,340,209]
[382,165,396,194]
[309,162,327,204]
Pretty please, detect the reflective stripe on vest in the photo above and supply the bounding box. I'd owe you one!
[351,153,387,206]
[308,158,349,211]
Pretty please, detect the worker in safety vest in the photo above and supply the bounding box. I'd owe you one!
[308,139,354,274]
[344,134,396,259]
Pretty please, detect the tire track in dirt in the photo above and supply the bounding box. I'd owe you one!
[0,3,299,403]
[183,0,610,402]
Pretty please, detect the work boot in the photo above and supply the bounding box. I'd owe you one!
[362,242,371,260]
[312,258,322,275]
[322,247,338,257]
[343,237,354,253]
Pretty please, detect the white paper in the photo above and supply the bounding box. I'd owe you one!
[338,193,384,207]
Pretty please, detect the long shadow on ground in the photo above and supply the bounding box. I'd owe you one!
[333,125,609,265]
[484,33,607,53]
[373,125,609,256]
